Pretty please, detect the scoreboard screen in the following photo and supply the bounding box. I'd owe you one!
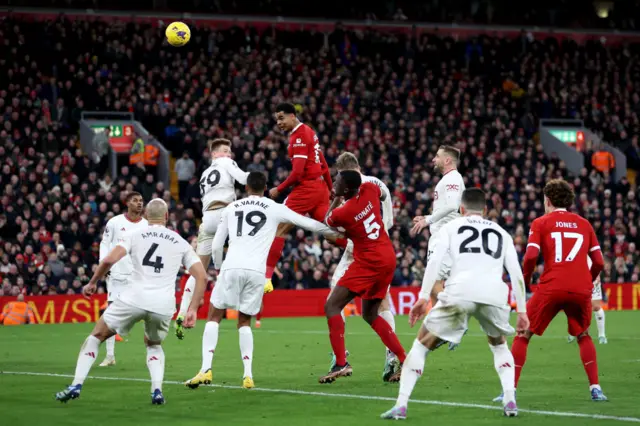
[548,129,585,151]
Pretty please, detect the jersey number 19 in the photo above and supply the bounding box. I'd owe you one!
[235,211,267,236]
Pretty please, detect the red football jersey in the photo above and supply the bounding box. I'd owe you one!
[326,182,395,266]
[287,123,325,181]
[527,209,601,295]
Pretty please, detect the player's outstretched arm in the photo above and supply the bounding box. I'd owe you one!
[211,212,229,270]
[225,158,249,185]
[272,158,306,197]
[277,204,333,235]
[85,245,127,297]
[504,238,527,314]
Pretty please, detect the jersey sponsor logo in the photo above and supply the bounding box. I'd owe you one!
[445,184,460,191]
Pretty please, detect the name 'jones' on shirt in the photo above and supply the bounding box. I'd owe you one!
[556,222,578,229]
[354,201,374,222]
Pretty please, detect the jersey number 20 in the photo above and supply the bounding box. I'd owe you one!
[458,226,503,259]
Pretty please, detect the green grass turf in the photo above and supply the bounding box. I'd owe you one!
[1,311,639,425]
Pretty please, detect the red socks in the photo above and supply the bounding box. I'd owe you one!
[266,237,285,279]
[511,336,529,388]
[328,315,347,366]
[371,316,406,363]
[578,335,600,386]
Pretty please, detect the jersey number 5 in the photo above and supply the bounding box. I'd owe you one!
[143,243,165,273]
[235,211,267,236]
[363,214,381,240]
[550,232,583,262]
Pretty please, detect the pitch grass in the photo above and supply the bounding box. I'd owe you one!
[1,312,639,425]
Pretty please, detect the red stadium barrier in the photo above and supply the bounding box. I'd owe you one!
[1,283,638,324]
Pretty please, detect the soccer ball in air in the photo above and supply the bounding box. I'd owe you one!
[165,22,191,47]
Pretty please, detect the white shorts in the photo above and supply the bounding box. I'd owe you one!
[102,300,172,342]
[428,236,452,281]
[196,208,225,256]
[211,269,264,316]
[106,277,129,302]
[592,281,603,301]
[330,240,354,289]
[424,293,514,344]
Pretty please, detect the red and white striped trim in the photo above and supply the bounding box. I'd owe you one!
[293,155,308,159]
[527,243,540,250]
[590,245,601,252]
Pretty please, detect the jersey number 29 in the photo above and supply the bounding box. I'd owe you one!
[200,170,221,195]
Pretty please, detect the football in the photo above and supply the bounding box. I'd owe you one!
[165,21,191,47]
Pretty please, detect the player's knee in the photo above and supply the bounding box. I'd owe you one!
[144,337,162,347]
[324,300,341,318]
[577,329,590,339]
[237,313,251,328]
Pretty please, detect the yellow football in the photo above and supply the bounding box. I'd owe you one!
[165,21,191,47]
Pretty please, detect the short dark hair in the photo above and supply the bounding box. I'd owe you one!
[209,138,231,152]
[438,145,461,162]
[340,170,362,192]
[461,188,486,211]
[335,152,360,171]
[543,179,575,208]
[247,171,267,192]
[275,102,296,115]
[125,191,142,203]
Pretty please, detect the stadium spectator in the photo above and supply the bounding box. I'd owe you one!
[0,17,638,296]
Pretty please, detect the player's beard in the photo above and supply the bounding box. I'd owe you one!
[434,162,442,174]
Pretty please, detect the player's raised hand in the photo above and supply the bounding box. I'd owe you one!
[516,313,530,334]
[409,298,429,327]
[183,309,197,328]
[410,216,428,237]
[82,282,97,299]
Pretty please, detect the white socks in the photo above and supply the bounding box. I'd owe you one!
[594,309,606,338]
[178,276,196,317]
[105,335,115,358]
[201,321,219,373]
[490,343,516,402]
[397,339,429,407]
[73,335,101,386]
[146,345,165,392]
[239,326,254,378]
[379,310,396,359]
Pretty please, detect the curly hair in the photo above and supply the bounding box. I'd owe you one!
[543,179,575,209]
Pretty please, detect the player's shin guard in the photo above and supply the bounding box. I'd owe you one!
[371,316,406,363]
[594,309,606,338]
[490,343,516,401]
[201,321,219,373]
[73,335,101,386]
[328,315,347,366]
[105,335,115,358]
[178,276,196,317]
[239,326,253,378]
[378,310,396,359]
[265,237,285,279]
[511,336,529,388]
[577,335,600,387]
[397,340,429,407]
[146,345,165,392]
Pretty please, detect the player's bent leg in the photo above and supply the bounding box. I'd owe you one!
[100,301,117,367]
[320,286,357,384]
[144,336,166,405]
[56,318,116,403]
[176,255,210,340]
[237,313,255,389]
[362,299,406,382]
[265,222,292,282]
[379,294,399,381]
[381,326,442,420]
[493,330,532,403]
[487,335,518,416]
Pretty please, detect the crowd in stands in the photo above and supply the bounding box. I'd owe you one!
[4,0,640,30]
[0,16,638,298]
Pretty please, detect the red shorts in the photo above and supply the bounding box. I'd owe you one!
[337,261,394,300]
[527,290,592,336]
[284,179,330,222]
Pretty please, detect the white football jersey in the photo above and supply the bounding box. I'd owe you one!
[430,170,465,234]
[421,215,525,309]
[212,196,332,275]
[200,157,249,210]
[116,224,201,316]
[100,214,148,280]
[362,174,393,231]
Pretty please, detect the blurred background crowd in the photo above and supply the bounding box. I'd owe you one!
[0,3,639,297]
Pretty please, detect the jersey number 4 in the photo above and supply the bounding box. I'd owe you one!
[550,232,583,262]
[235,211,267,236]
[143,243,164,273]
[458,226,503,259]
[200,170,221,195]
